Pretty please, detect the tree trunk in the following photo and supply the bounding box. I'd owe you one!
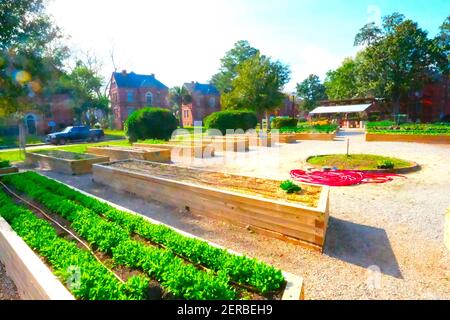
[178,100,184,128]
[265,111,271,131]
[393,94,401,118]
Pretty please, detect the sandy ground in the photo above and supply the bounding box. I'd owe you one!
[37,130,450,300]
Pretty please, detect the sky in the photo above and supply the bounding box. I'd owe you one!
[47,0,449,92]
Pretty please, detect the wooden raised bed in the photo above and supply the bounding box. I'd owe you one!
[133,143,215,158]
[270,134,297,144]
[227,134,274,147]
[174,138,250,152]
[0,217,75,300]
[26,150,109,175]
[366,133,450,144]
[93,160,330,251]
[0,166,19,175]
[87,146,171,162]
[293,132,336,141]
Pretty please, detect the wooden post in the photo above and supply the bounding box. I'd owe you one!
[346,138,350,156]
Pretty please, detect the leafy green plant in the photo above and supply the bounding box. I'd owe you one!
[204,110,258,135]
[377,160,395,169]
[125,107,179,142]
[280,180,302,194]
[0,190,148,300]
[271,117,298,129]
[12,171,286,294]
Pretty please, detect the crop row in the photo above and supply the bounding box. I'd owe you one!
[17,171,285,294]
[2,174,237,300]
[280,124,338,134]
[0,190,149,300]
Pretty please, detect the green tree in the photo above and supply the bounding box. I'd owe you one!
[210,40,259,93]
[0,0,68,117]
[296,74,327,111]
[57,60,109,126]
[354,13,438,114]
[433,16,450,118]
[169,86,192,127]
[221,53,291,125]
[324,57,361,100]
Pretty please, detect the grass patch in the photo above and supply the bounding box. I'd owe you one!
[0,140,132,163]
[307,154,412,170]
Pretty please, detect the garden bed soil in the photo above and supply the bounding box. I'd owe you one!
[366,133,450,144]
[132,143,215,158]
[25,150,109,175]
[93,160,330,250]
[226,134,274,147]
[86,146,171,162]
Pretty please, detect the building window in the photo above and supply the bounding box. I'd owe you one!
[127,107,136,117]
[25,114,37,135]
[127,91,134,102]
[208,97,216,108]
[145,92,153,106]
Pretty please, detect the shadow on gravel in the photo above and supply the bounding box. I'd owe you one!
[324,217,403,279]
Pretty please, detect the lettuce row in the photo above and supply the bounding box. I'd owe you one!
[0,190,149,300]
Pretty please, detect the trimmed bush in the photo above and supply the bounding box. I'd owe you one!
[271,117,298,129]
[0,160,10,168]
[204,110,258,135]
[124,107,178,142]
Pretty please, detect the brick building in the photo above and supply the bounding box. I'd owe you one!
[181,82,221,127]
[109,71,169,129]
[1,94,75,136]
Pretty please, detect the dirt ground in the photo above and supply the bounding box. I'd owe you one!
[37,130,450,300]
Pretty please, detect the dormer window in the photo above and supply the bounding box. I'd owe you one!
[145,92,153,106]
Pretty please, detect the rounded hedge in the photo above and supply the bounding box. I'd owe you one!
[124,107,178,142]
[204,110,258,135]
[271,117,298,129]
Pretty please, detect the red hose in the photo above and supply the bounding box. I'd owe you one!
[290,170,405,186]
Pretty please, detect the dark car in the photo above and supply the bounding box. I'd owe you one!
[45,126,104,145]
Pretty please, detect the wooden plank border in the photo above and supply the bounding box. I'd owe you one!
[132,143,215,158]
[0,166,19,175]
[0,217,75,300]
[45,179,305,300]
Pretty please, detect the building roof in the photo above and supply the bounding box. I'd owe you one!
[113,71,168,90]
[309,104,372,114]
[184,82,220,95]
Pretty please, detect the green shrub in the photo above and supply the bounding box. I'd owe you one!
[271,117,298,129]
[0,160,10,168]
[204,110,258,135]
[124,107,178,142]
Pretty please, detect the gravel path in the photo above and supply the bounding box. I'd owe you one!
[38,131,450,300]
[0,261,20,300]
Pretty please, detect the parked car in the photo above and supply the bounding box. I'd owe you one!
[45,126,104,145]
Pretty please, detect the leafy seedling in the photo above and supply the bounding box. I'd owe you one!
[280,180,302,194]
